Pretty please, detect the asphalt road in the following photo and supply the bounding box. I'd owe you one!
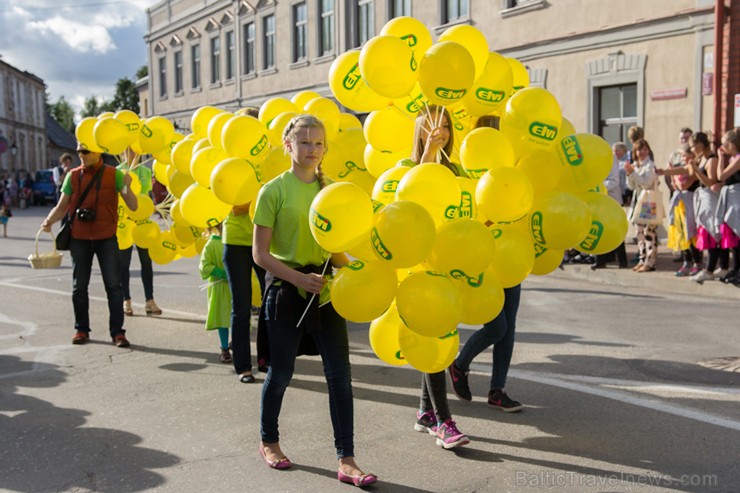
[1,206,738,493]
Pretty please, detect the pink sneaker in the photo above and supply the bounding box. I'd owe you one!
[435,419,470,449]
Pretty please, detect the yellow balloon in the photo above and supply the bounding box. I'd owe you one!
[259,147,291,184]
[359,35,417,99]
[529,191,592,250]
[460,127,516,178]
[330,259,398,322]
[259,97,299,127]
[396,271,463,337]
[221,115,269,162]
[210,157,261,205]
[461,51,513,116]
[500,87,562,157]
[117,218,134,250]
[488,225,535,287]
[171,138,196,176]
[194,235,207,254]
[207,112,233,149]
[170,199,186,224]
[427,218,496,277]
[515,148,562,197]
[380,16,433,61]
[560,117,577,140]
[372,165,410,205]
[153,132,185,165]
[339,113,363,132]
[452,267,505,325]
[93,117,129,155]
[190,146,228,188]
[439,25,489,80]
[555,133,613,192]
[267,111,298,148]
[75,117,104,152]
[506,57,530,93]
[370,200,436,268]
[192,137,211,155]
[291,90,321,110]
[328,50,391,112]
[180,184,232,229]
[173,221,203,246]
[322,133,367,182]
[114,109,141,144]
[418,41,476,106]
[456,177,484,222]
[127,172,142,195]
[392,82,430,119]
[398,323,459,374]
[132,219,160,249]
[363,107,415,153]
[309,182,374,252]
[152,160,170,187]
[475,167,533,223]
[396,163,461,224]
[139,116,174,154]
[149,236,178,265]
[576,192,629,255]
[531,242,564,276]
[368,302,408,366]
[191,105,224,138]
[364,145,406,178]
[126,194,154,221]
[168,171,195,199]
[305,97,341,140]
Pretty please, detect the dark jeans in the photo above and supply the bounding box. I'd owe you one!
[420,372,450,423]
[223,244,266,375]
[70,236,124,338]
[260,284,354,459]
[456,284,521,390]
[120,246,153,300]
[596,242,627,267]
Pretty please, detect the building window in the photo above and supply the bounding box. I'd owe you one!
[358,0,375,46]
[210,36,221,83]
[191,44,201,89]
[263,14,276,69]
[293,2,308,62]
[243,22,255,74]
[443,0,469,23]
[319,0,334,56]
[389,0,410,17]
[225,30,235,79]
[598,84,638,145]
[174,50,183,93]
[158,56,166,98]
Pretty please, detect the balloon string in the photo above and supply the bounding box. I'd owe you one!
[295,258,331,328]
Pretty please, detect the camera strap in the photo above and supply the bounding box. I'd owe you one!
[73,165,105,220]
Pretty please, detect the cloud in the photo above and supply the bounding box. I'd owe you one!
[29,17,117,54]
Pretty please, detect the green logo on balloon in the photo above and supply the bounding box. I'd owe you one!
[444,205,458,219]
[347,260,364,270]
[250,135,268,156]
[400,34,417,47]
[310,208,332,232]
[459,191,473,218]
[530,212,546,244]
[533,241,548,258]
[338,160,365,178]
[475,88,505,103]
[465,169,486,179]
[435,87,466,100]
[410,55,417,72]
[439,329,458,340]
[394,350,406,361]
[371,227,392,259]
[561,136,584,166]
[206,218,221,228]
[344,64,361,90]
[381,180,399,193]
[162,241,177,251]
[529,122,558,141]
[140,125,153,138]
[579,221,603,251]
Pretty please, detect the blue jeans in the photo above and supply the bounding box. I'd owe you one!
[223,244,266,375]
[119,246,153,300]
[70,236,125,338]
[260,284,354,459]
[456,284,521,390]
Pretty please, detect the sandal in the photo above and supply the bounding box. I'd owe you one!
[219,349,232,364]
[338,469,378,487]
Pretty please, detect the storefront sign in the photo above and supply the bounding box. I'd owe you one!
[702,73,713,96]
[650,88,687,101]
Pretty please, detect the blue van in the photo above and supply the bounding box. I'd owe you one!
[33,169,56,205]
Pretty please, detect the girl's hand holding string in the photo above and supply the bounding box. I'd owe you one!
[296,272,327,295]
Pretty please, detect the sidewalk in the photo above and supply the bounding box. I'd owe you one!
[551,241,740,300]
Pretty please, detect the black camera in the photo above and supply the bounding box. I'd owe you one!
[76,208,96,222]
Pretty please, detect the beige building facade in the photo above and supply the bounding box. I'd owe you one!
[0,57,47,174]
[144,0,736,166]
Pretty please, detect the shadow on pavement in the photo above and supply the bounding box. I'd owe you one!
[0,355,180,492]
[523,285,663,299]
[513,331,633,348]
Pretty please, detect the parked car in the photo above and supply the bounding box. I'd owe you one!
[32,169,56,205]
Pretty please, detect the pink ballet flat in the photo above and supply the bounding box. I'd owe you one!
[259,444,292,470]
[338,469,378,487]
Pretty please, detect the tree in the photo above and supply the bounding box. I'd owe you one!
[109,77,139,114]
[80,95,102,119]
[136,65,148,80]
[49,96,75,132]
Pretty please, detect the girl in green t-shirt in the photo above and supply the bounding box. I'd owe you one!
[252,115,377,487]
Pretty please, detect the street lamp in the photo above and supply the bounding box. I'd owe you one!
[10,143,17,156]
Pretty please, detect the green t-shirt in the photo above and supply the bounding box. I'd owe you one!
[222,211,254,246]
[62,166,125,195]
[117,163,153,195]
[398,157,467,178]
[253,170,330,269]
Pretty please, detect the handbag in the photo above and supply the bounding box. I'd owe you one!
[632,188,665,226]
[55,166,104,251]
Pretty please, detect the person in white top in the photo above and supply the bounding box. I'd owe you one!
[625,139,659,272]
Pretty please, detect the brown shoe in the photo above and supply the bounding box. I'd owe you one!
[113,334,130,348]
[145,299,162,316]
[124,300,134,316]
[72,332,89,345]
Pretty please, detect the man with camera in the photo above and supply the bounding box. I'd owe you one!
[41,142,138,347]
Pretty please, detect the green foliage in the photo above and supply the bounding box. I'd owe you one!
[49,96,75,133]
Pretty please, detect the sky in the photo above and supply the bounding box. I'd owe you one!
[0,0,161,119]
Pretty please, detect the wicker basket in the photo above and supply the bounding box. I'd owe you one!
[28,230,63,269]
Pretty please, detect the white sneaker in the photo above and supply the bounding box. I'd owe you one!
[714,268,729,278]
[690,270,715,283]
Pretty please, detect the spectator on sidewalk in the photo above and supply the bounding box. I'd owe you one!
[53,154,74,202]
[625,139,659,272]
[714,128,740,284]
[592,148,628,270]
